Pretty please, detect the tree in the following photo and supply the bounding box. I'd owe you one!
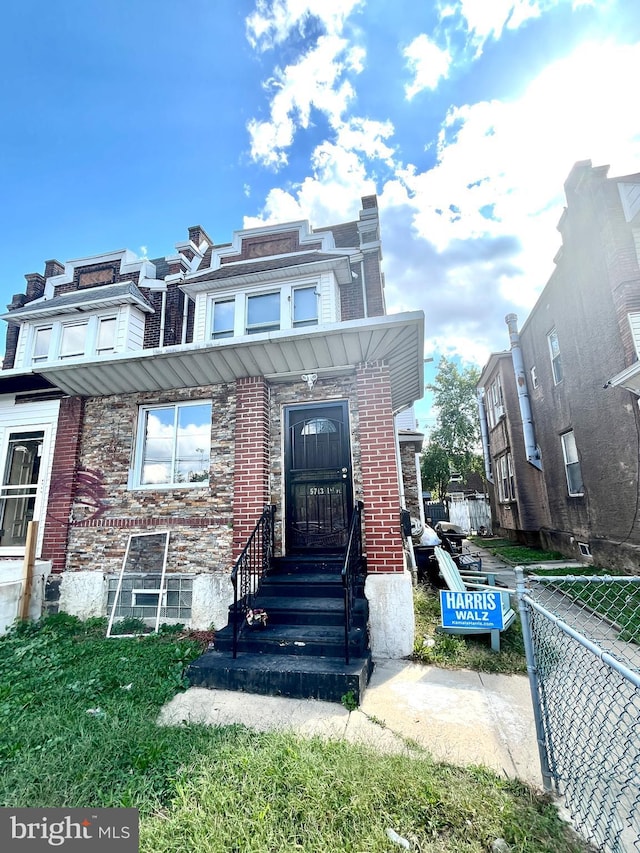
[426,356,482,484]
[420,441,451,502]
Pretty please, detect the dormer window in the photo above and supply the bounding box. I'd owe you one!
[293,286,318,327]
[32,327,52,363]
[60,321,88,359]
[247,292,280,334]
[212,300,234,339]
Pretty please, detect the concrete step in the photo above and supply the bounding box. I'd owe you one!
[187,650,373,704]
[214,622,368,657]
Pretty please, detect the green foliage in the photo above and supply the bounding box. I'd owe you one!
[427,356,481,478]
[340,690,358,711]
[0,615,590,852]
[468,537,567,565]
[420,441,451,502]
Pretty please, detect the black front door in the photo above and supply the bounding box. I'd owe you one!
[285,403,353,552]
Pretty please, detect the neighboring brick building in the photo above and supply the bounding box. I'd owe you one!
[478,160,640,572]
[0,197,425,655]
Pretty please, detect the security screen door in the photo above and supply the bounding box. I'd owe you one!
[284,403,353,552]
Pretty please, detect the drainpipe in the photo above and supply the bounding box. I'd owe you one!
[159,290,167,347]
[181,293,191,344]
[505,313,542,470]
[477,389,494,483]
[360,259,368,318]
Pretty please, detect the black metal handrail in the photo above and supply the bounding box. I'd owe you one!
[341,501,364,664]
[231,505,276,658]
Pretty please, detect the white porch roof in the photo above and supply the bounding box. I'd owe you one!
[1,312,425,413]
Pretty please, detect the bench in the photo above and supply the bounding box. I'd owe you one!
[434,546,516,652]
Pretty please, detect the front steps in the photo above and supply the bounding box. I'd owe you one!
[187,555,372,704]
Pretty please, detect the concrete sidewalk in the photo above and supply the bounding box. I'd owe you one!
[160,658,543,789]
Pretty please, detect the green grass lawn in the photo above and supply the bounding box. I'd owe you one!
[0,614,592,853]
[412,586,527,674]
[468,537,566,565]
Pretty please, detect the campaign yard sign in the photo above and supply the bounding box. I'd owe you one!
[440,589,504,631]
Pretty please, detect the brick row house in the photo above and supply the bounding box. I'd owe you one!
[478,161,640,572]
[0,196,424,697]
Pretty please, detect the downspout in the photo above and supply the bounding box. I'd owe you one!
[181,293,190,344]
[360,259,368,318]
[159,290,167,347]
[477,389,494,483]
[505,313,542,469]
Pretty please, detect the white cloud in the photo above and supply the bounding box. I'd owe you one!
[404,34,452,98]
[442,0,568,56]
[247,34,363,168]
[246,0,364,50]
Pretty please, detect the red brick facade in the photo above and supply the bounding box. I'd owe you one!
[41,396,84,573]
[355,361,404,573]
[232,376,271,559]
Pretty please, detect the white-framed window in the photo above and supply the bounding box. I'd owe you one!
[211,299,235,339]
[497,452,515,502]
[96,317,117,354]
[132,401,212,488]
[29,313,119,364]
[487,375,504,428]
[548,328,563,384]
[530,366,538,389]
[32,327,52,363]
[292,286,318,327]
[207,281,320,340]
[60,321,88,359]
[561,430,584,496]
[246,292,280,334]
[0,430,44,548]
[629,312,640,358]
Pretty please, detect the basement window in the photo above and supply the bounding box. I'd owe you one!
[578,542,592,558]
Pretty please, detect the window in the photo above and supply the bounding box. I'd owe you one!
[60,322,88,359]
[488,376,504,427]
[0,431,44,547]
[96,317,117,354]
[135,402,211,487]
[212,300,235,339]
[246,292,280,334]
[32,327,52,363]
[548,329,563,384]
[530,366,538,389]
[293,286,318,327]
[561,430,584,496]
[497,452,515,502]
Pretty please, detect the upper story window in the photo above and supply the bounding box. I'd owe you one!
[561,430,584,496]
[32,327,52,363]
[212,300,235,339]
[30,314,118,364]
[293,286,318,327]
[487,375,504,428]
[60,322,87,359]
[133,401,211,488]
[548,328,563,384]
[209,283,320,340]
[247,292,280,334]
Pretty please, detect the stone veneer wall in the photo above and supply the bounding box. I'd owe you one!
[65,383,236,578]
[399,441,422,520]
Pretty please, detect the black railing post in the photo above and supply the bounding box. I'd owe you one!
[342,501,364,664]
[231,505,276,659]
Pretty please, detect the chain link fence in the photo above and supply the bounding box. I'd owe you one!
[516,570,640,853]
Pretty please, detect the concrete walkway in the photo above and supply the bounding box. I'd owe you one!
[160,542,558,790]
[160,658,543,789]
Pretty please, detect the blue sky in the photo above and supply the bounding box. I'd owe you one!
[2,0,640,432]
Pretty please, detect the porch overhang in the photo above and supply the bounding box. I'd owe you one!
[607,361,640,395]
[1,311,425,413]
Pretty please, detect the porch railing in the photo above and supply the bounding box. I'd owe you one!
[231,505,275,659]
[342,501,364,664]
